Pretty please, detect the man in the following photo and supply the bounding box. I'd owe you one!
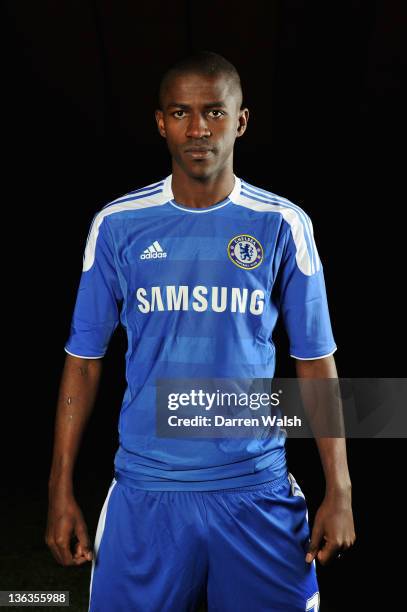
[46,51,355,611]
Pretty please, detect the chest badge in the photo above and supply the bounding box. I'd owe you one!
[227,234,264,269]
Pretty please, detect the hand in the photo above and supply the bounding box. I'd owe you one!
[45,485,93,566]
[305,488,356,565]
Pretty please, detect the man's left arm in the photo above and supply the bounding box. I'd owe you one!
[295,355,356,565]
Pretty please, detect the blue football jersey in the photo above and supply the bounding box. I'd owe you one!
[64,174,337,490]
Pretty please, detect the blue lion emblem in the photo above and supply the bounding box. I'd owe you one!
[239,243,254,260]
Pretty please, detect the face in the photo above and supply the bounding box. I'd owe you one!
[155,72,249,180]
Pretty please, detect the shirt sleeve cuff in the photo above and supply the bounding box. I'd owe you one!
[290,346,337,360]
[64,347,105,359]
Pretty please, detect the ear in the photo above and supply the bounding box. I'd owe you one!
[155,109,166,138]
[236,108,249,138]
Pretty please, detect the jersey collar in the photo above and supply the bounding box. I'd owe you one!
[162,174,241,213]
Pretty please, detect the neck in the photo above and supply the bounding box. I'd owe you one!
[171,164,235,209]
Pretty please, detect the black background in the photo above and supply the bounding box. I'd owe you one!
[2,1,405,610]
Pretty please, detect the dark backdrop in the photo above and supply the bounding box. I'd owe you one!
[2,1,405,610]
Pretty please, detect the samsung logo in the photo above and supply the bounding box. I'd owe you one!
[135,285,265,315]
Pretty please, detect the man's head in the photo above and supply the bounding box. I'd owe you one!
[155,51,249,180]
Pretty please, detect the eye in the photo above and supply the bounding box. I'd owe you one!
[208,110,225,118]
[172,110,186,118]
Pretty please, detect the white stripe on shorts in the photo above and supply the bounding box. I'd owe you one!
[88,478,118,612]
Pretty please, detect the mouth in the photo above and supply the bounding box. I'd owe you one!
[184,147,214,159]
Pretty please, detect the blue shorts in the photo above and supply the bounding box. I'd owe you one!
[88,472,319,612]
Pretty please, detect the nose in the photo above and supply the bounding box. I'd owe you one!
[185,113,211,139]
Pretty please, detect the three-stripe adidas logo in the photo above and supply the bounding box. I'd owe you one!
[140,241,167,260]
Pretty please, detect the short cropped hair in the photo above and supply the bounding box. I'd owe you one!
[158,50,243,111]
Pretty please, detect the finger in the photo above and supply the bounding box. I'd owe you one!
[75,522,93,561]
[48,515,77,566]
[73,542,85,560]
[317,542,341,566]
[47,530,74,566]
[47,541,64,566]
[305,523,324,563]
[73,541,93,563]
[46,531,62,566]
[72,548,91,565]
[55,537,76,566]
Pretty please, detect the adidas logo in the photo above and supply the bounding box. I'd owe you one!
[140,241,167,260]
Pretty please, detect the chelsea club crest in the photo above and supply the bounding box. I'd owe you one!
[227,234,264,270]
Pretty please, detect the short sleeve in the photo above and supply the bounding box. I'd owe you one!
[64,214,123,359]
[277,214,337,360]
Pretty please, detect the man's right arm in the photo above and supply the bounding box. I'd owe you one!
[45,354,103,566]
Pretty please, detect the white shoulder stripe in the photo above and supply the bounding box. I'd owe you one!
[233,192,320,276]
[83,189,168,272]
[101,179,165,209]
[240,184,319,274]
